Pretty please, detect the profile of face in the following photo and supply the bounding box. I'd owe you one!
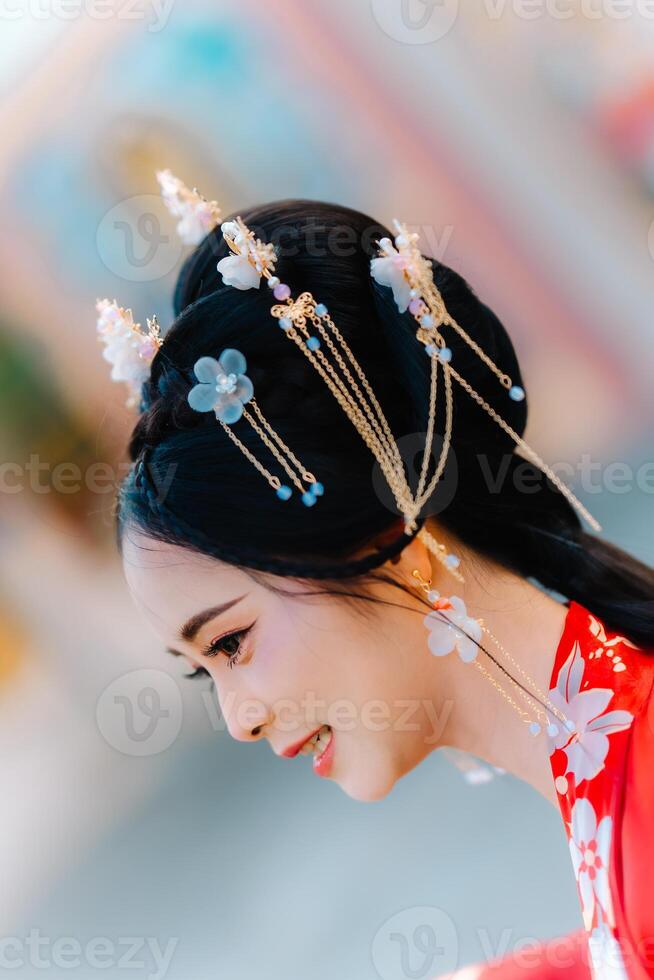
[122,528,454,802]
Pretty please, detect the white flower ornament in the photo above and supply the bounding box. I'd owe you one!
[96,298,162,407]
[156,168,222,246]
[424,595,482,663]
[218,218,278,290]
[370,236,413,313]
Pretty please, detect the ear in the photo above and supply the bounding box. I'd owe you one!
[367,518,406,564]
[366,519,432,580]
[389,526,433,583]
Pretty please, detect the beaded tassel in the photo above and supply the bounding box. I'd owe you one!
[372,221,601,535]
[218,217,464,582]
[186,348,324,507]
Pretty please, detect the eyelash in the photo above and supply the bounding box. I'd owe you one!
[194,625,253,674]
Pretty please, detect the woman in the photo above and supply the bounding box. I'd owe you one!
[104,182,654,979]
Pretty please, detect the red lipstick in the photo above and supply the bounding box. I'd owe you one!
[280,727,322,758]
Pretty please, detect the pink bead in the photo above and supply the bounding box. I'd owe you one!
[409,298,423,315]
[138,338,157,359]
[274,283,291,301]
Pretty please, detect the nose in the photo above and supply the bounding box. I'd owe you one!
[219,692,273,743]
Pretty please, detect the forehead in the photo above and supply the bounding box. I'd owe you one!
[121,528,254,641]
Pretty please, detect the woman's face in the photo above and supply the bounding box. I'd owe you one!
[122,528,449,802]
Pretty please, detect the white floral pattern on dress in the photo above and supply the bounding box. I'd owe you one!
[547,640,633,786]
[568,797,614,930]
[567,798,632,979]
[588,920,629,980]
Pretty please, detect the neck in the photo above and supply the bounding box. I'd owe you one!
[424,531,569,808]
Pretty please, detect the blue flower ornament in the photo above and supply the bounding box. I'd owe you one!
[187,348,254,423]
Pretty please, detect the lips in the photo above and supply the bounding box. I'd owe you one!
[280,727,323,758]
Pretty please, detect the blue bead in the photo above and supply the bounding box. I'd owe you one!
[276,485,292,501]
[315,303,328,317]
[310,481,324,496]
[565,719,576,732]
[438,347,452,363]
[445,553,460,567]
[279,317,292,331]
[529,722,541,736]
[547,723,559,737]
[509,385,525,401]
[425,344,437,356]
[302,491,317,507]
[306,337,320,351]
[420,314,434,328]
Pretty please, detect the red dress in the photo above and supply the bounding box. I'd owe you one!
[448,599,654,980]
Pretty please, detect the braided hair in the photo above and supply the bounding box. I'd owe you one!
[117,200,654,647]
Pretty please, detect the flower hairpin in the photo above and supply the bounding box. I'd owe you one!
[187,348,254,423]
[148,167,601,551]
[218,218,278,290]
[187,347,324,506]
[371,220,525,400]
[96,299,162,407]
[156,169,222,246]
[369,219,602,535]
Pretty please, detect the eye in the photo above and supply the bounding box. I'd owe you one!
[202,626,253,670]
[185,665,211,680]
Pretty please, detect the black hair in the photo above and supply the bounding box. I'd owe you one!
[117,199,654,649]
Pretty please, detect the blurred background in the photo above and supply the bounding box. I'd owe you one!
[1,1,653,978]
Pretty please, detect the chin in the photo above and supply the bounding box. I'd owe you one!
[337,769,398,803]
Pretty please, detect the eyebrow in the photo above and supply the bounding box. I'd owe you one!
[177,595,246,643]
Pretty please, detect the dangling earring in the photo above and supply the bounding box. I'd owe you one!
[411,569,575,739]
